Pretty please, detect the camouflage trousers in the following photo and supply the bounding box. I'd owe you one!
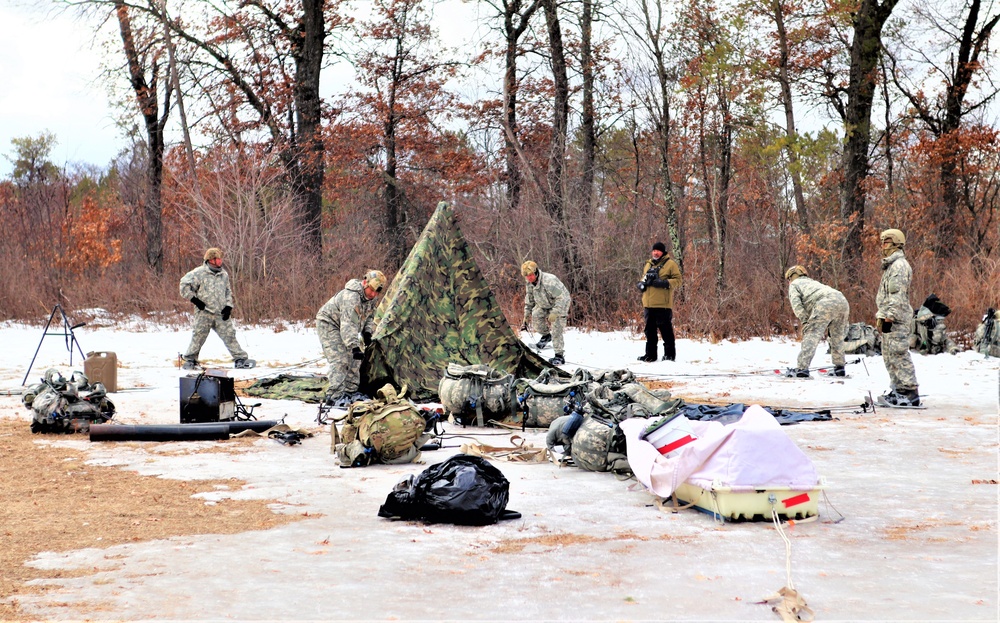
[798,293,849,369]
[883,319,918,391]
[531,309,567,353]
[317,320,360,395]
[183,311,248,361]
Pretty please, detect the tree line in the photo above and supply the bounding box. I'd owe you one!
[1,0,997,339]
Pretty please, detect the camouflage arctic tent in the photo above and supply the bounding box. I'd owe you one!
[361,202,551,401]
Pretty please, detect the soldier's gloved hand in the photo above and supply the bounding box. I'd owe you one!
[351,347,365,360]
[191,297,206,311]
[221,306,232,321]
[520,321,528,331]
[881,319,893,333]
[362,331,372,346]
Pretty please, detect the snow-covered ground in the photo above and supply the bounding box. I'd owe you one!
[1,318,997,620]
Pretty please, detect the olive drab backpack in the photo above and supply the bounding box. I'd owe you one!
[514,368,596,428]
[973,308,1000,357]
[438,363,515,426]
[571,382,684,474]
[332,384,428,467]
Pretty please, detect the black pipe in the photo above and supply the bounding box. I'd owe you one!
[227,420,279,434]
[88,419,281,442]
[90,424,230,441]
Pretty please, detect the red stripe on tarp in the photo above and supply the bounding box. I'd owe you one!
[782,493,811,508]
[657,435,696,455]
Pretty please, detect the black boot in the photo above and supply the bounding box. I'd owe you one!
[534,334,552,349]
[637,354,656,362]
[783,368,810,378]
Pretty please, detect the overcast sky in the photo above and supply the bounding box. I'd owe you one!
[0,3,121,177]
[0,1,486,179]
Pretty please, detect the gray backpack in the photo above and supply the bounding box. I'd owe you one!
[26,368,115,434]
[843,322,881,355]
[438,363,514,426]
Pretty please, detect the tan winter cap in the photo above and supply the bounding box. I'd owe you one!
[204,247,223,261]
[521,261,538,277]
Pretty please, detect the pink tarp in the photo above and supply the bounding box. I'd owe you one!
[621,404,820,499]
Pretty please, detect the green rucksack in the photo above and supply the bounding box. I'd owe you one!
[333,384,429,466]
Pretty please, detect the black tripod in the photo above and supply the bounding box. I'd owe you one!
[22,305,86,386]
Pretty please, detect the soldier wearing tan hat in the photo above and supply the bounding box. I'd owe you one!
[179,247,255,369]
[316,269,387,406]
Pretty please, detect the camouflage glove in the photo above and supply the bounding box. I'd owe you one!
[351,347,365,361]
[191,297,206,311]
[221,306,232,321]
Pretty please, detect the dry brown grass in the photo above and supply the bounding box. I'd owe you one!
[488,530,694,555]
[0,419,305,621]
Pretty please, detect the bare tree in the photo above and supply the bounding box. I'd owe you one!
[149,0,346,252]
[886,0,1000,256]
[112,0,170,273]
[614,0,685,269]
[839,0,900,277]
[481,0,542,212]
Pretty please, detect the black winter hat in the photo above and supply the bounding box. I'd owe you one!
[652,241,667,254]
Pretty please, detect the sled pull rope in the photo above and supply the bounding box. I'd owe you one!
[762,496,816,622]
[770,496,795,591]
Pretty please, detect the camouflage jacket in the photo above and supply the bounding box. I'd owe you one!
[524,270,571,318]
[179,263,234,314]
[640,256,682,309]
[788,277,843,321]
[876,251,913,323]
[316,279,378,350]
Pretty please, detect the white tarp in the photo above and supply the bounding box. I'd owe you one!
[621,404,819,499]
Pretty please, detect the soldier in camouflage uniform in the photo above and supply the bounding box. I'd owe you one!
[317,270,386,404]
[180,248,255,369]
[783,265,850,377]
[520,261,571,365]
[876,229,920,406]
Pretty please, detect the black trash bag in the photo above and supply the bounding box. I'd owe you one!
[378,454,518,525]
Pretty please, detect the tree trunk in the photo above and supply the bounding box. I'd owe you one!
[937,0,998,256]
[840,0,899,278]
[771,0,809,236]
[541,0,575,280]
[115,0,166,274]
[384,50,406,269]
[579,0,596,220]
[638,0,684,270]
[292,0,326,251]
[500,0,540,212]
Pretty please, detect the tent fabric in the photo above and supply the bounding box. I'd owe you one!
[621,405,820,499]
[362,202,551,401]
